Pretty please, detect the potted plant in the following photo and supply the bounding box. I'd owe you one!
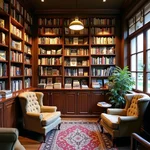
[107,66,135,108]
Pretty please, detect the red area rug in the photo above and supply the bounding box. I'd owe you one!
[39,121,116,150]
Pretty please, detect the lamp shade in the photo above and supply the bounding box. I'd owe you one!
[69,18,84,30]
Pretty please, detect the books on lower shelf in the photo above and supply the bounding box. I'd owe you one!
[73,80,80,89]
[0,90,12,98]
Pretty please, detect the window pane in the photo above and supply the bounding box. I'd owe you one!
[137,33,143,52]
[137,73,143,91]
[147,50,150,71]
[144,13,150,24]
[144,2,150,15]
[131,55,136,71]
[136,20,143,30]
[146,29,150,49]
[131,72,136,89]
[146,73,150,93]
[129,18,135,27]
[129,25,135,35]
[137,53,143,71]
[131,38,136,54]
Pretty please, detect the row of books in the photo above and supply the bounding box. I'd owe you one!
[38,18,63,26]
[0,63,7,76]
[11,8,23,25]
[0,81,5,90]
[0,19,5,28]
[91,47,115,55]
[24,33,32,43]
[64,58,89,66]
[10,66,21,76]
[10,51,23,62]
[40,77,61,84]
[24,56,31,64]
[11,80,23,92]
[39,48,62,55]
[92,66,115,76]
[0,32,6,45]
[11,40,22,50]
[91,27,115,35]
[91,18,115,26]
[24,67,32,76]
[25,22,32,34]
[39,28,63,35]
[91,56,115,65]
[24,78,31,88]
[24,45,31,54]
[38,57,62,65]
[10,24,22,38]
[0,90,12,98]
[65,37,88,45]
[64,48,89,56]
[64,27,88,35]
[64,19,89,26]
[0,50,6,61]
[65,68,88,76]
[38,37,62,44]
[92,37,115,44]
[39,67,61,76]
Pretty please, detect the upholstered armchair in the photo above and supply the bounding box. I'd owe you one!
[0,128,25,150]
[18,92,61,140]
[100,93,150,145]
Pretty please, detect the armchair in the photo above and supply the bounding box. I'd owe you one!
[100,93,150,145]
[0,128,25,150]
[18,92,61,140]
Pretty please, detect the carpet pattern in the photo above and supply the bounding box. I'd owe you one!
[39,121,115,150]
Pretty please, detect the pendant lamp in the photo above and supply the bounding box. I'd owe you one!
[69,0,84,30]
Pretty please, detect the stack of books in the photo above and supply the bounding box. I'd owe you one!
[0,90,12,98]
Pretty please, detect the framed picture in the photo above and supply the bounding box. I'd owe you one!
[40,78,46,83]
[47,78,52,84]
[70,58,77,66]
[0,50,6,60]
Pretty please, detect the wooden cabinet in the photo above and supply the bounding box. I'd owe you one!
[37,89,108,117]
[0,103,3,127]
[64,91,77,115]
[77,91,90,115]
[3,98,16,127]
[42,91,51,106]
[51,91,64,113]
[91,91,106,114]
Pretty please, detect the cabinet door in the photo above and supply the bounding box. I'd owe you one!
[64,91,77,115]
[51,91,64,113]
[77,91,90,115]
[3,99,16,127]
[42,91,51,106]
[91,91,105,114]
[0,103,3,127]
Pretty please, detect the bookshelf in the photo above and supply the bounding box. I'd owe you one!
[0,0,33,91]
[38,17,63,87]
[37,16,116,89]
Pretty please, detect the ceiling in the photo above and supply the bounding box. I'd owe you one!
[25,0,128,12]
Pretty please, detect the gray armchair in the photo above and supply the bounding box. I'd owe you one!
[18,92,61,140]
[0,128,25,150]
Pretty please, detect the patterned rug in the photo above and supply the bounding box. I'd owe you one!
[39,121,116,150]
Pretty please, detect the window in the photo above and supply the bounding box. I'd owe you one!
[130,34,143,91]
[129,1,150,93]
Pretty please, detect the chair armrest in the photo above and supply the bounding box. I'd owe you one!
[118,116,138,123]
[131,133,150,150]
[41,106,57,112]
[107,108,127,115]
[26,112,43,120]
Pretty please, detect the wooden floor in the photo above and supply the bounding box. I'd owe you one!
[18,118,130,150]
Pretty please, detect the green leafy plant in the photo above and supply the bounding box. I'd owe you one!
[107,66,135,107]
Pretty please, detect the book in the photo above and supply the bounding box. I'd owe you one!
[73,37,78,44]
[0,50,6,60]
[0,19,4,28]
[0,93,12,98]
[70,58,77,66]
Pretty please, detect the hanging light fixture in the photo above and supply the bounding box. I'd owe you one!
[69,0,84,30]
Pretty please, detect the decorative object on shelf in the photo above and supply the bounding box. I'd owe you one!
[107,66,135,107]
[69,0,84,31]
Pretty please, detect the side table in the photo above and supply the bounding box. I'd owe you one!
[97,102,112,123]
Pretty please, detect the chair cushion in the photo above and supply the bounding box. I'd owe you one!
[41,111,61,126]
[101,113,119,129]
[127,95,143,116]
[26,93,41,113]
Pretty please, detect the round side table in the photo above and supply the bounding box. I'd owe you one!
[97,102,112,123]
